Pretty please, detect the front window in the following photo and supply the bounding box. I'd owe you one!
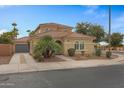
[80,42,84,50]
[74,41,84,50]
[74,41,79,50]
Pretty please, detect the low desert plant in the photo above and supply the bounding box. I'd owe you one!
[81,51,85,56]
[106,51,112,58]
[33,35,62,62]
[95,48,101,56]
[33,52,44,62]
[68,48,75,56]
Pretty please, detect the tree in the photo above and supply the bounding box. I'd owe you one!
[75,22,105,42]
[0,23,19,44]
[27,30,31,33]
[27,30,35,36]
[75,22,91,35]
[90,25,105,42]
[29,31,35,36]
[33,35,62,61]
[0,32,14,44]
[111,32,123,47]
[11,22,19,39]
[12,22,17,27]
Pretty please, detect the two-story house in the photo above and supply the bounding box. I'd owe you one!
[29,23,96,55]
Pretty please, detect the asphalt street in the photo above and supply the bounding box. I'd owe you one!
[0,52,123,88]
[0,64,124,88]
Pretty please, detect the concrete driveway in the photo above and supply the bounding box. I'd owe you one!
[0,53,124,75]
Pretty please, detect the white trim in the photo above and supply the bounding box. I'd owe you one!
[74,41,84,51]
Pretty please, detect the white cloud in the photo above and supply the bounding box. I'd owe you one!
[17,34,27,38]
[0,5,12,9]
[0,5,7,8]
[83,5,99,14]
[0,29,8,34]
[82,5,108,20]
[112,14,124,34]
[115,14,124,22]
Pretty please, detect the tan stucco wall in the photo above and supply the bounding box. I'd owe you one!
[30,38,95,56]
[35,25,72,34]
[29,39,39,55]
[63,39,95,55]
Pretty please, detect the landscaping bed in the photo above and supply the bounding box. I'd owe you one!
[0,56,12,65]
[36,56,65,62]
[68,54,118,61]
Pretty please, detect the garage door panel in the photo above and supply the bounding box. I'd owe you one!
[15,44,29,53]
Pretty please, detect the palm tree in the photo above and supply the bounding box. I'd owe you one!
[26,30,35,36]
[29,31,35,36]
[12,22,18,39]
[12,22,17,27]
[27,30,31,33]
[33,35,62,61]
[76,22,91,35]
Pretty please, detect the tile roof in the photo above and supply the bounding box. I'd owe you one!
[15,36,29,43]
[34,23,73,33]
[39,23,73,28]
[66,32,95,39]
[30,30,95,40]
[30,23,95,41]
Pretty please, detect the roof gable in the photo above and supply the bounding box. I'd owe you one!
[39,23,73,29]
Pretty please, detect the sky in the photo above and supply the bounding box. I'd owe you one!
[0,5,123,38]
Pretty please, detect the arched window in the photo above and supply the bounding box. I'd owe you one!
[74,41,79,50]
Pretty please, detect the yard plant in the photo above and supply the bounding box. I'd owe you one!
[33,35,62,61]
[110,32,123,47]
[95,48,102,56]
[106,51,112,58]
[68,48,75,56]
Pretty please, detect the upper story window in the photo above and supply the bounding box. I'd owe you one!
[64,27,67,31]
[38,30,41,33]
[45,28,50,32]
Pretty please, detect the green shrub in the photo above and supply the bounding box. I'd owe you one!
[68,48,75,56]
[106,51,112,58]
[33,35,62,59]
[95,48,101,56]
[33,53,44,62]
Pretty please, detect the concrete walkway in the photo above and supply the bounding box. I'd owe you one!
[0,53,124,75]
[56,55,75,61]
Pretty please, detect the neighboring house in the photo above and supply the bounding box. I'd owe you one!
[29,23,96,55]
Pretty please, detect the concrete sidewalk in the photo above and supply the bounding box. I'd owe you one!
[0,53,124,75]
